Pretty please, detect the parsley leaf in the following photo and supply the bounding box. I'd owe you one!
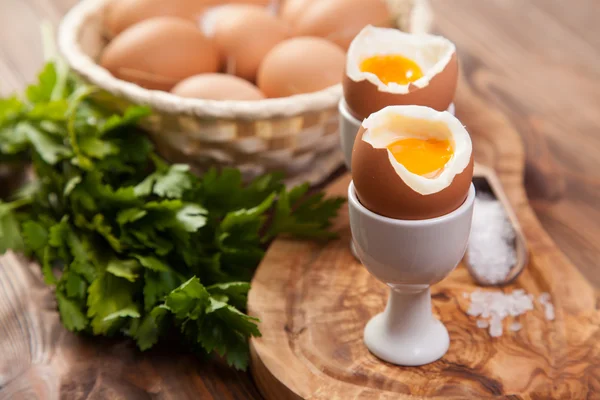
[26,62,58,103]
[266,184,345,241]
[129,305,169,350]
[22,220,48,259]
[207,282,251,311]
[137,164,193,199]
[165,277,210,319]
[56,291,88,332]
[106,258,140,282]
[0,202,25,253]
[143,269,181,311]
[19,122,71,165]
[87,273,140,335]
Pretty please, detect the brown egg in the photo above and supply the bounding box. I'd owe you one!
[171,73,265,100]
[280,0,316,23]
[209,5,290,81]
[344,26,459,121]
[257,37,345,98]
[230,0,272,5]
[104,0,208,37]
[290,0,392,50]
[103,0,120,35]
[351,106,474,220]
[216,0,273,5]
[100,17,220,91]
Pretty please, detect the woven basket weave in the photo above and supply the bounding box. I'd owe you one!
[58,0,433,186]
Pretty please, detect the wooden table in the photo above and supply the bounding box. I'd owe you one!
[0,0,598,398]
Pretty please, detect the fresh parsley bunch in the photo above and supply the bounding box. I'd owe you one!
[0,60,344,370]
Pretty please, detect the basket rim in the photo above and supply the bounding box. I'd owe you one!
[58,0,426,120]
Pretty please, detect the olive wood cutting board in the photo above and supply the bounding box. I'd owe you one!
[247,83,600,399]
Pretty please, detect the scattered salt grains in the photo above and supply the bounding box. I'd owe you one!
[537,293,555,320]
[467,193,517,284]
[489,315,503,337]
[509,322,522,332]
[544,302,555,321]
[539,292,551,305]
[464,289,553,337]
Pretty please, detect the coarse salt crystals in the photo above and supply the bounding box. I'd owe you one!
[464,289,555,337]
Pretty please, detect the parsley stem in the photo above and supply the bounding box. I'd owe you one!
[66,85,97,168]
[6,196,32,211]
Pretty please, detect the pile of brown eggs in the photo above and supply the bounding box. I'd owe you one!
[100,0,394,100]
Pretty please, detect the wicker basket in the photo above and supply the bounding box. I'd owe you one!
[58,0,433,186]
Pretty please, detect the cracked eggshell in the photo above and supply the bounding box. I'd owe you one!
[343,26,459,121]
[351,105,473,220]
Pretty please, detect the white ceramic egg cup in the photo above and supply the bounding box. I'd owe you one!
[348,181,475,366]
[338,100,456,261]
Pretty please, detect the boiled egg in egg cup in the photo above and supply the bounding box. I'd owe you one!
[347,105,474,366]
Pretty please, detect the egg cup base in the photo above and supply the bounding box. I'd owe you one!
[339,100,456,263]
[364,286,450,366]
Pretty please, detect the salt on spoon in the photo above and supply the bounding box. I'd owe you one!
[465,164,529,286]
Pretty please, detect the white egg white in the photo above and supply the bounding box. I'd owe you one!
[346,25,456,94]
[361,105,472,195]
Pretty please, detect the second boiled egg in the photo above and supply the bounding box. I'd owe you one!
[344,26,459,121]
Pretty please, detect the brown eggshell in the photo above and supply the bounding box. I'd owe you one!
[211,5,290,81]
[351,125,474,220]
[280,0,317,23]
[343,53,459,121]
[100,17,220,91]
[231,0,272,5]
[292,0,393,50]
[257,37,346,98]
[104,0,208,37]
[171,73,265,100]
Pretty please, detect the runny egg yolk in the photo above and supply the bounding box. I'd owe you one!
[387,138,453,177]
[360,54,424,85]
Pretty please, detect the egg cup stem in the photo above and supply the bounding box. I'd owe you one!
[364,284,450,366]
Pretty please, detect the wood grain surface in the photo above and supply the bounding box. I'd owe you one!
[0,0,599,399]
[248,81,600,399]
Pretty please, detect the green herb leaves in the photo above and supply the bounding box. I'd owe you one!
[0,61,344,370]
